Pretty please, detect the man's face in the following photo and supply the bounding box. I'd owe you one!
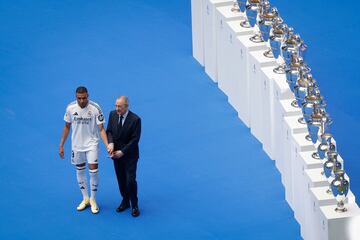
[116,99,128,115]
[76,92,88,108]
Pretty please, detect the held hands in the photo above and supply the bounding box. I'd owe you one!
[110,150,124,159]
[107,143,114,155]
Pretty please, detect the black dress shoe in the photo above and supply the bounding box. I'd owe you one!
[131,206,140,217]
[116,202,130,212]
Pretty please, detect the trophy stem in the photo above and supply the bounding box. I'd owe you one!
[291,100,299,108]
[335,201,347,213]
[312,152,320,159]
[297,117,306,124]
[273,64,285,74]
[231,6,240,12]
[250,33,264,43]
[240,20,251,28]
[263,48,274,58]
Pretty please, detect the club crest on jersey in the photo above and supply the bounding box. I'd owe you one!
[87,111,92,117]
[98,114,104,122]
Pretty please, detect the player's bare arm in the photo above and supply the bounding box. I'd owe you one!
[59,122,71,159]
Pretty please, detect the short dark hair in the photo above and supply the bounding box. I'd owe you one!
[76,86,88,94]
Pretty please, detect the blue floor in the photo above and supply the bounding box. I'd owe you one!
[0,0,358,239]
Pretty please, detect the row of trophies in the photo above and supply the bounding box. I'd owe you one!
[231,0,349,212]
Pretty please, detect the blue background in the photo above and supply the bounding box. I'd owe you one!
[0,0,358,239]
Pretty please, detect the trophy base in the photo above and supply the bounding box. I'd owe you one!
[250,34,264,43]
[298,117,306,124]
[291,100,299,108]
[335,207,348,213]
[312,152,320,159]
[273,65,285,74]
[305,135,312,142]
[240,20,250,28]
[335,202,347,212]
[263,49,274,58]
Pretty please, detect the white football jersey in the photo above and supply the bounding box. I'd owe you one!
[64,100,105,151]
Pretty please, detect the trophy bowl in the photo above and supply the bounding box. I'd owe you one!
[323,152,342,179]
[259,8,278,43]
[270,28,283,59]
[245,0,260,28]
[317,133,335,159]
[331,170,349,212]
[237,0,247,13]
[307,119,321,144]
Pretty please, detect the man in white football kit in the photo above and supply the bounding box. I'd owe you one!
[59,86,112,214]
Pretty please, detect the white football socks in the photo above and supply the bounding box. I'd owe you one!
[89,168,99,199]
[76,166,89,199]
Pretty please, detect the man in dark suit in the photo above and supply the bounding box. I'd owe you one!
[106,96,141,217]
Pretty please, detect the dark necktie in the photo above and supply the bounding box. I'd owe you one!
[118,115,124,128]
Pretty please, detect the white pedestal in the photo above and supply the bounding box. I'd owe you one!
[217,18,253,106]
[191,0,205,66]
[291,133,317,225]
[302,163,346,240]
[248,50,277,143]
[203,0,233,82]
[276,99,302,177]
[272,77,293,169]
[294,150,324,236]
[216,6,246,96]
[319,203,360,240]
[231,35,267,127]
[309,186,356,240]
[262,68,292,161]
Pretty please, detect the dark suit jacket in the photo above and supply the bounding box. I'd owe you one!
[106,110,141,160]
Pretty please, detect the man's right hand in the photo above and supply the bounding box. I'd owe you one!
[59,146,64,159]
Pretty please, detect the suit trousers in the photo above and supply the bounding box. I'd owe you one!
[113,157,138,207]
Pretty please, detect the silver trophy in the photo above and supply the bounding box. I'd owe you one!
[246,0,264,43]
[285,55,311,108]
[237,0,251,28]
[317,133,336,160]
[331,170,350,212]
[323,151,342,194]
[307,111,332,159]
[301,89,326,124]
[294,74,317,124]
[270,24,292,74]
[282,33,308,66]
[307,111,332,145]
[259,6,279,58]
[231,0,241,12]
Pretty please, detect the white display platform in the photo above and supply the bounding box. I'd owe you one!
[319,203,360,240]
[294,150,324,232]
[217,18,253,107]
[259,67,291,160]
[248,50,277,143]
[308,186,356,240]
[191,2,360,238]
[203,0,233,82]
[231,35,267,127]
[216,5,246,95]
[290,133,316,224]
[276,99,301,176]
[191,0,205,66]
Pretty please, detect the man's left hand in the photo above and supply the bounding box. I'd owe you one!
[111,150,124,159]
